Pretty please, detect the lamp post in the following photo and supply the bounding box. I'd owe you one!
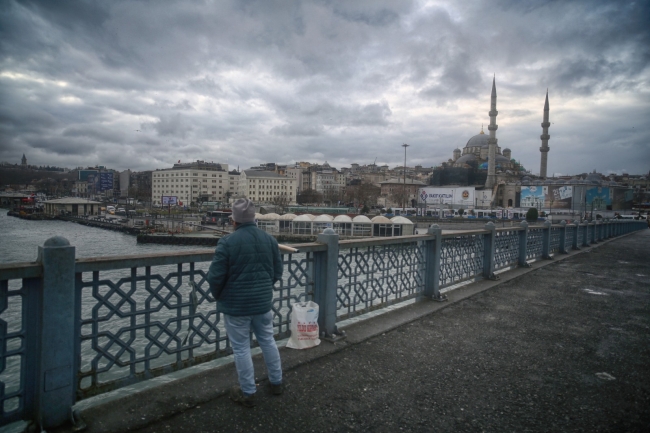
[402,143,409,212]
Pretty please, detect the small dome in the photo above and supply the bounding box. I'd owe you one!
[586,172,602,184]
[568,178,581,184]
[503,148,511,152]
[333,215,352,222]
[313,214,333,222]
[521,176,532,183]
[278,213,297,220]
[293,215,313,222]
[258,212,279,220]
[390,216,413,224]
[371,216,392,223]
[352,215,372,223]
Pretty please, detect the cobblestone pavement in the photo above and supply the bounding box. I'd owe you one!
[61,230,650,433]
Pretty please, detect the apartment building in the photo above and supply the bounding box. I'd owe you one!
[151,160,232,206]
[239,170,297,204]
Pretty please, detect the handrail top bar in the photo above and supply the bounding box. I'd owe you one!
[0,262,42,280]
[74,243,327,273]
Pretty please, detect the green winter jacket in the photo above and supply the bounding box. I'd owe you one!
[207,222,283,316]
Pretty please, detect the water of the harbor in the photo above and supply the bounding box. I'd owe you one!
[0,209,201,264]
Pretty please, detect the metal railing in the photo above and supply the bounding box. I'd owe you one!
[0,219,647,428]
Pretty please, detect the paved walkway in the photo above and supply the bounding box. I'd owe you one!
[53,229,650,433]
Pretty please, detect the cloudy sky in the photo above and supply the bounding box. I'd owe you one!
[1,0,649,176]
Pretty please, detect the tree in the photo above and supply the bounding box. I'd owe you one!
[271,193,290,214]
[297,188,322,205]
[458,208,465,216]
[345,181,381,209]
[389,189,409,209]
[526,207,539,221]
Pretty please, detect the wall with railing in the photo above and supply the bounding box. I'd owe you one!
[0,219,646,429]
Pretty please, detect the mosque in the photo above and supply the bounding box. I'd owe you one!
[428,79,632,214]
[431,77,552,208]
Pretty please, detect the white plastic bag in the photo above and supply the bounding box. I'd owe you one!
[286,301,321,349]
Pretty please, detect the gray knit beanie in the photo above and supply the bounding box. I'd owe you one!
[231,198,256,223]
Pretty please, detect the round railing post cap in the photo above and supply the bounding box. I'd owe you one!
[44,236,70,247]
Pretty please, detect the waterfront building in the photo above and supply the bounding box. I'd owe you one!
[151,160,232,206]
[43,198,101,216]
[238,170,297,205]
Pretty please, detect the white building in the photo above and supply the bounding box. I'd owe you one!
[151,161,232,206]
[239,170,297,204]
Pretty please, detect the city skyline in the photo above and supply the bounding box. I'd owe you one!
[1,1,649,176]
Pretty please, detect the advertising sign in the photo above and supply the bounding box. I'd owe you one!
[161,196,178,206]
[521,185,573,209]
[520,186,545,208]
[419,187,475,206]
[99,172,114,191]
[585,187,612,209]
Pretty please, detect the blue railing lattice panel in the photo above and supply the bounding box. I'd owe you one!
[550,228,561,254]
[587,226,593,243]
[76,263,223,397]
[0,278,30,422]
[565,226,574,248]
[75,251,312,400]
[494,230,520,270]
[336,242,425,318]
[440,235,484,288]
[578,226,585,245]
[526,229,544,260]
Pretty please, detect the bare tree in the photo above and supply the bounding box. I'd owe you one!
[271,193,290,214]
[297,188,322,205]
[345,181,380,208]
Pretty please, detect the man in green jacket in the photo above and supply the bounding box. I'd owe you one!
[207,198,283,407]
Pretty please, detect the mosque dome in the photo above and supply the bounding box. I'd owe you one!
[464,130,489,149]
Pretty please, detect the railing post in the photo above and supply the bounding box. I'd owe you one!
[315,228,341,339]
[572,222,579,250]
[559,220,568,254]
[35,236,76,429]
[483,222,498,280]
[591,222,597,243]
[423,224,446,301]
[542,220,552,259]
[518,221,530,267]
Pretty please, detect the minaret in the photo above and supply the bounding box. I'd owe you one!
[485,76,498,188]
[539,90,550,178]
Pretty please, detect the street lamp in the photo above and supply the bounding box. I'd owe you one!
[402,143,409,212]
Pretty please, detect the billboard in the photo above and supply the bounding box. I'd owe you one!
[418,187,475,206]
[161,196,178,206]
[521,185,573,209]
[585,187,612,209]
[99,172,114,191]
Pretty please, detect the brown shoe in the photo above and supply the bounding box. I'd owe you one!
[229,386,255,408]
[270,382,283,396]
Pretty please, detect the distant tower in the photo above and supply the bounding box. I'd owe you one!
[485,76,499,188]
[21,154,27,167]
[539,90,551,178]
[453,148,461,161]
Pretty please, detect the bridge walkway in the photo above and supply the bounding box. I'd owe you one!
[52,230,650,433]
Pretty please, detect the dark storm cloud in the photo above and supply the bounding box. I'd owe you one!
[1,0,648,174]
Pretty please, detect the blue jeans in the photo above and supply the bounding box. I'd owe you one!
[223,311,282,395]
